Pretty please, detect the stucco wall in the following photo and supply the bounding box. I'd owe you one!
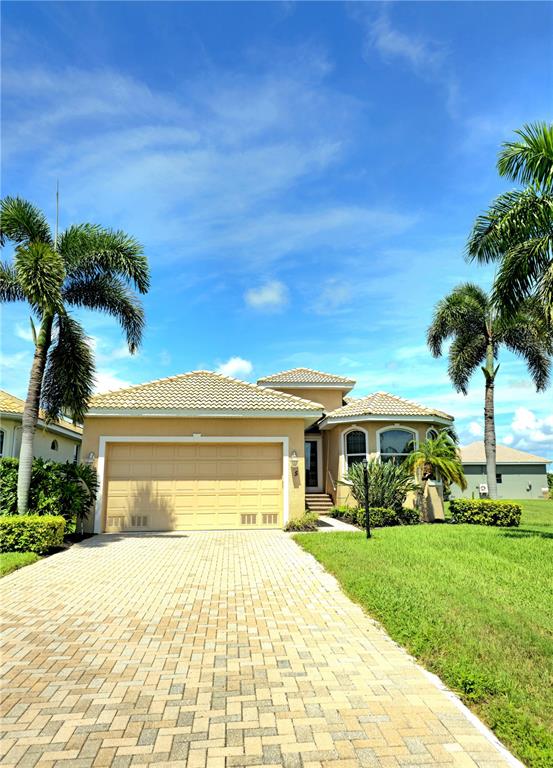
[82,415,307,530]
[322,419,443,506]
[268,386,344,413]
[0,416,80,463]
[450,463,549,500]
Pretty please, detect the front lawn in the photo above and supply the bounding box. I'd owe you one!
[0,551,40,577]
[295,499,553,768]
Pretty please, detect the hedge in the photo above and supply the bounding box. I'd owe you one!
[330,505,420,528]
[449,498,522,527]
[284,512,319,532]
[0,515,66,554]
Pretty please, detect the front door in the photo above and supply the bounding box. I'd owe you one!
[305,438,322,492]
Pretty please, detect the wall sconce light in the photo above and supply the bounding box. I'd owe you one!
[290,449,299,477]
[85,451,96,465]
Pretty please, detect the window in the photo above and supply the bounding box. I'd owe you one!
[73,445,80,463]
[496,473,502,484]
[0,429,4,457]
[426,427,439,441]
[345,429,367,470]
[50,439,58,451]
[379,428,416,463]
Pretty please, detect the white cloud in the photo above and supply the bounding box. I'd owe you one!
[245,280,288,311]
[312,278,351,315]
[216,356,253,379]
[368,11,444,70]
[468,421,483,437]
[93,370,131,394]
[15,323,35,343]
[501,407,553,455]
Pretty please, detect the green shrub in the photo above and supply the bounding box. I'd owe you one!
[400,506,422,525]
[284,512,319,531]
[449,499,521,527]
[329,506,358,524]
[331,505,421,528]
[0,515,65,554]
[0,458,98,532]
[346,459,418,513]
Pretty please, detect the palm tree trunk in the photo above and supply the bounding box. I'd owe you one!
[17,316,52,514]
[483,344,498,500]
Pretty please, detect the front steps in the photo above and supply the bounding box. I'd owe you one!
[306,493,334,515]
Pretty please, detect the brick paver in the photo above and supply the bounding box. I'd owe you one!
[1,531,516,767]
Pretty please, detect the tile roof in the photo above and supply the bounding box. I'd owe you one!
[460,441,550,464]
[0,390,83,435]
[257,367,355,387]
[323,391,453,421]
[88,371,323,413]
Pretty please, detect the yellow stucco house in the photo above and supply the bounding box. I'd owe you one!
[82,368,453,533]
[0,390,82,463]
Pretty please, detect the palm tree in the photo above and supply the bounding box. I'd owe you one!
[427,283,550,499]
[0,196,149,513]
[467,122,553,322]
[405,430,467,512]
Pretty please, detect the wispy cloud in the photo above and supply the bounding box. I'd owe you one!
[245,280,288,311]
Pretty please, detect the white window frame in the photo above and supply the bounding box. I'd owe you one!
[376,426,419,463]
[94,435,290,533]
[340,426,369,477]
[426,427,439,441]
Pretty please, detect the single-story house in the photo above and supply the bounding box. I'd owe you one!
[0,390,82,463]
[451,441,550,500]
[81,367,454,533]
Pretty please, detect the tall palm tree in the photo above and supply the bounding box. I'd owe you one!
[427,283,550,499]
[467,122,553,322]
[405,430,467,511]
[0,196,149,513]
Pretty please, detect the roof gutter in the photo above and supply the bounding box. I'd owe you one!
[319,413,453,429]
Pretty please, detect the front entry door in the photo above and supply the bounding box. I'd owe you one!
[305,438,322,492]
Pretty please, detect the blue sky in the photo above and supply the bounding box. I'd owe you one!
[1,1,552,455]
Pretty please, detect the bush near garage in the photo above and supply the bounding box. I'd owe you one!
[449,498,521,527]
[284,512,320,531]
[0,458,98,532]
[0,515,65,554]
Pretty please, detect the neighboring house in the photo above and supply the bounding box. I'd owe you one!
[82,368,453,533]
[451,441,550,500]
[0,390,82,463]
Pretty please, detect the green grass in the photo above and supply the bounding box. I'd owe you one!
[295,499,553,768]
[0,551,40,577]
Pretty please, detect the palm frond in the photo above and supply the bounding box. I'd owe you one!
[447,333,487,394]
[497,122,553,191]
[492,234,553,316]
[63,273,145,352]
[14,242,64,315]
[499,308,551,392]
[0,260,25,302]
[41,314,95,423]
[60,224,149,294]
[427,283,488,356]
[0,196,52,246]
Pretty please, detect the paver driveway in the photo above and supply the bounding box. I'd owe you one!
[1,531,516,768]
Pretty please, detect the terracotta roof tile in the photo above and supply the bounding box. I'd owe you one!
[324,391,453,421]
[88,371,323,413]
[257,367,355,386]
[0,390,83,434]
[460,441,550,464]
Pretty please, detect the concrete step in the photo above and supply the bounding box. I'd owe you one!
[305,493,334,514]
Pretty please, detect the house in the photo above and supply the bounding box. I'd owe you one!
[451,441,550,500]
[81,368,454,533]
[0,390,82,463]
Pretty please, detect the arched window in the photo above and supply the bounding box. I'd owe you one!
[379,428,416,463]
[345,429,367,470]
[426,427,439,441]
[50,439,58,451]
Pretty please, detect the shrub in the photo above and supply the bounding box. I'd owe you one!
[329,506,358,524]
[449,499,522,527]
[331,505,420,528]
[0,458,98,532]
[399,505,422,525]
[0,515,65,554]
[346,459,418,513]
[284,512,319,532]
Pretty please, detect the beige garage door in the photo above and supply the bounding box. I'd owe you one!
[104,442,283,532]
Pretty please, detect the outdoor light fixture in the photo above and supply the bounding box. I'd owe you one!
[362,457,371,539]
[85,451,96,465]
[290,449,299,476]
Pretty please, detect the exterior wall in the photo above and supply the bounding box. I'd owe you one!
[0,416,80,463]
[322,420,441,507]
[268,386,345,413]
[450,463,549,500]
[82,415,307,531]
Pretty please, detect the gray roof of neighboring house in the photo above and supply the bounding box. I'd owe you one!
[460,441,550,464]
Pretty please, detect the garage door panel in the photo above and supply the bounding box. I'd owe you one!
[104,442,283,531]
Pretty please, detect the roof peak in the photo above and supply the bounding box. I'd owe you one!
[257,367,355,387]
